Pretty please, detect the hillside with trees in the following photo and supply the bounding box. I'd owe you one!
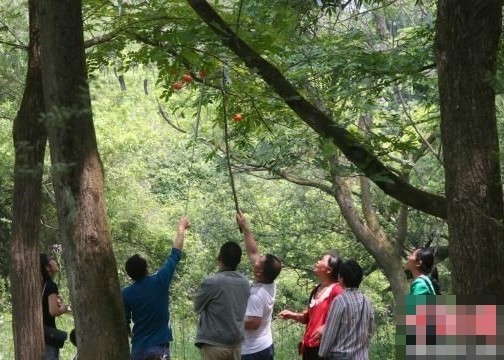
[1,0,502,358]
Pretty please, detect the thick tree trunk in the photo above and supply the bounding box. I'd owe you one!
[10,0,47,357]
[37,0,130,357]
[436,0,504,294]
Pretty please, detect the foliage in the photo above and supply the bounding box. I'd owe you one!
[88,70,397,345]
[0,0,27,280]
[1,0,483,356]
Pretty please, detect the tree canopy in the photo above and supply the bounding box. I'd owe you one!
[1,0,503,358]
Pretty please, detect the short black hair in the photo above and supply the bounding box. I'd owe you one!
[125,254,148,281]
[326,251,342,281]
[262,254,282,283]
[339,260,363,288]
[218,241,242,270]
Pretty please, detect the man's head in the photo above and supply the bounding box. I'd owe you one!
[217,241,242,270]
[338,260,363,289]
[255,254,282,284]
[125,254,148,281]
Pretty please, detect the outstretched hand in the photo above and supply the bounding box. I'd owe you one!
[278,310,293,320]
[235,211,248,229]
[178,216,190,231]
[174,216,190,250]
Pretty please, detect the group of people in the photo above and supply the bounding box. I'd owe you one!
[121,213,374,360]
[40,212,440,360]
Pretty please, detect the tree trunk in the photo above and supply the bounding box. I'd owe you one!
[332,175,408,301]
[436,0,504,294]
[37,0,130,357]
[10,0,47,357]
[276,165,409,301]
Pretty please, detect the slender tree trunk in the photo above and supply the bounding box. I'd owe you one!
[332,175,408,301]
[10,0,47,358]
[37,0,129,357]
[436,0,504,294]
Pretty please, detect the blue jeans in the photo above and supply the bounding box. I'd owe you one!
[241,345,274,360]
[131,345,170,360]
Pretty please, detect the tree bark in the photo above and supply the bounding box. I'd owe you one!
[436,0,504,294]
[37,0,130,357]
[10,0,47,357]
[332,173,408,301]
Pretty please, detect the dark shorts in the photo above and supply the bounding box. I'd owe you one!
[302,346,322,360]
[241,344,274,360]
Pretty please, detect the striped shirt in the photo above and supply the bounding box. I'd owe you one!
[318,288,374,359]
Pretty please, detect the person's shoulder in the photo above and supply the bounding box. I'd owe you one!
[122,283,133,294]
[121,282,138,301]
[410,277,431,295]
[257,282,276,297]
[232,271,251,288]
[222,270,249,281]
[331,282,344,296]
[45,279,58,293]
[201,272,220,284]
[251,282,273,298]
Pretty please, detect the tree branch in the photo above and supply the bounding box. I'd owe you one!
[157,101,187,133]
[277,169,334,194]
[0,39,27,51]
[186,0,446,219]
[84,32,119,48]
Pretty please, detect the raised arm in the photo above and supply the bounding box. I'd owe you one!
[156,216,190,286]
[173,216,190,250]
[236,212,260,265]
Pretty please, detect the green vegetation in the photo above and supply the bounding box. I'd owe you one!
[4,0,503,357]
[0,70,398,358]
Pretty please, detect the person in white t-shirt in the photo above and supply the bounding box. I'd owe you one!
[236,212,282,360]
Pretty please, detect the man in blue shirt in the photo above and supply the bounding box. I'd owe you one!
[122,216,190,360]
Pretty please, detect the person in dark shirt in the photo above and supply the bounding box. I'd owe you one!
[40,253,71,360]
[122,216,189,360]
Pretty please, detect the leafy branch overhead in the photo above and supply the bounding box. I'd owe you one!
[185,0,446,219]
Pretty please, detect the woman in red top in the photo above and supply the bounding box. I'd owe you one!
[279,252,343,360]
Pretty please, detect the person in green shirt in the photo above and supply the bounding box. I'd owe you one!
[405,247,439,295]
[399,247,441,353]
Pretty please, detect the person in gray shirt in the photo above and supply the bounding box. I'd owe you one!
[194,241,250,360]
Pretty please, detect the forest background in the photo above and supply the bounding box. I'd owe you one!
[1,0,502,359]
